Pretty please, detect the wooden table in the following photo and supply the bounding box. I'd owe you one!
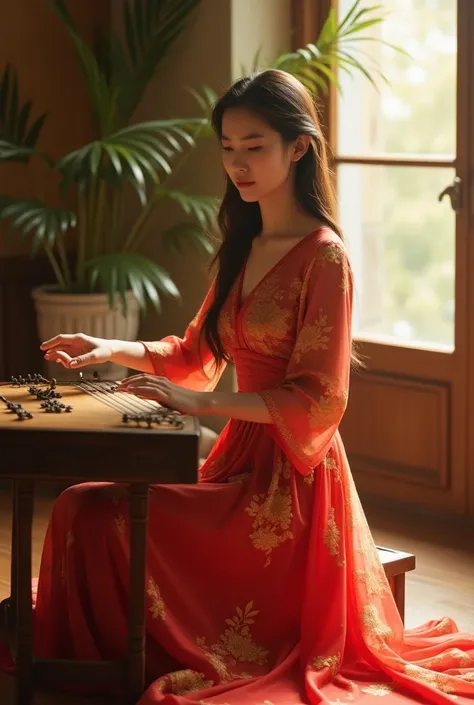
[0,382,200,705]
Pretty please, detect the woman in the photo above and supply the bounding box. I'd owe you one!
[6,70,474,704]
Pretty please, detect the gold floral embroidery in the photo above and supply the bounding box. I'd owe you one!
[197,601,269,683]
[169,670,213,695]
[347,475,365,530]
[316,241,350,293]
[226,472,251,484]
[307,375,348,429]
[147,578,166,620]
[361,604,393,642]
[114,514,126,535]
[361,683,395,696]
[353,505,385,575]
[245,455,293,566]
[358,542,386,582]
[259,390,308,465]
[262,379,347,467]
[245,270,293,356]
[311,652,341,677]
[293,309,332,363]
[423,648,472,668]
[323,453,341,482]
[323,507,344,566]
[289,276,303,299]
[304,470,315,484]
[405,664,457,693]
[432,616,452,634]
[460,672,474,682]
[355,569,390,598]
[153,670,214,696]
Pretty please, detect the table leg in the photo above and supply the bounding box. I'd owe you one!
[393,574,406,625]
[11,480,17,618]
[6,480,18,636]
[126,483,149,704]
[15,480,34,705]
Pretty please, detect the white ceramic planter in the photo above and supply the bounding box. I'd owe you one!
[31,287,140,381]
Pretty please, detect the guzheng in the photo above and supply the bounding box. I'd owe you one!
[0,373,200,484]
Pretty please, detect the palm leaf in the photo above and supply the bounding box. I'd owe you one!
[57,118,206,203]
[0,199,76,255]
[185,84,217,116]
[272,0,406,95]
[184,85,216,139]
[155,187,218,231]
[239,47,265,77]
[117,0,201,123]
[0,64,46,162]
[84,251,180,312]
[162,222,216,256]
[50,0,118,136]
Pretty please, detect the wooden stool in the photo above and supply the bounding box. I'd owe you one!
[377,545,416,623]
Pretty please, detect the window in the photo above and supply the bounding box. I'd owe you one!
[335,0,457,350]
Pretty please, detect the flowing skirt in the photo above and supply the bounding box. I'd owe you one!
[0,419,473,705]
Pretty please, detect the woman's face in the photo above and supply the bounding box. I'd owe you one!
[220,107,302,203]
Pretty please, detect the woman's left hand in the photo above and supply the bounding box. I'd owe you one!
[117,374,206,416]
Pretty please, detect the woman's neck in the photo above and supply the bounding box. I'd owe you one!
[258,179,322,240]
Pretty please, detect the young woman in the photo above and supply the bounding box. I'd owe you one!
[5,70,474,704]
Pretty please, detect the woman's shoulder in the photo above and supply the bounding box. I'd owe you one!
[306,225,349,264]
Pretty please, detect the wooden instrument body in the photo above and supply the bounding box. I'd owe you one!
[0,383,200,484]
[0,379,200,704]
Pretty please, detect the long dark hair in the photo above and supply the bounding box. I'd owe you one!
[201,69,356,369]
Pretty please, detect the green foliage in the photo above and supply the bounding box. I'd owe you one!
[0,65,47,162]
[0,0,395,314]
[271,1,408,94]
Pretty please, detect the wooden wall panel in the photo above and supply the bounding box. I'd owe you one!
[0,257,55,380]
[0,0,111,259]
[341,373,450,489]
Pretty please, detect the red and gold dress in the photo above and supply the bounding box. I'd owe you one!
[2,227,474,704]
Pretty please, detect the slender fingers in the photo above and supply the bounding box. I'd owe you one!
[43,350,73,367]
[40,334,76,351]
[118,374,167,388]
[123,384,171,404]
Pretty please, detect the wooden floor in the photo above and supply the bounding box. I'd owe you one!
[0,488,473,704]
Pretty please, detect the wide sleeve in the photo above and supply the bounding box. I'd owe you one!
[139,280,226,392]
[259,240,353,476]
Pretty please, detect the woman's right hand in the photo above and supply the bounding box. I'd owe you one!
[40,333,115,369]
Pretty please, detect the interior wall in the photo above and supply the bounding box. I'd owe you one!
[231,0,292,80]
[0,0,110,258]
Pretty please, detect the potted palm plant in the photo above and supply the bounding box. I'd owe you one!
[0,0,393,380]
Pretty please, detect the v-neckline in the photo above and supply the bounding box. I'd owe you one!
[235,226,325,318]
